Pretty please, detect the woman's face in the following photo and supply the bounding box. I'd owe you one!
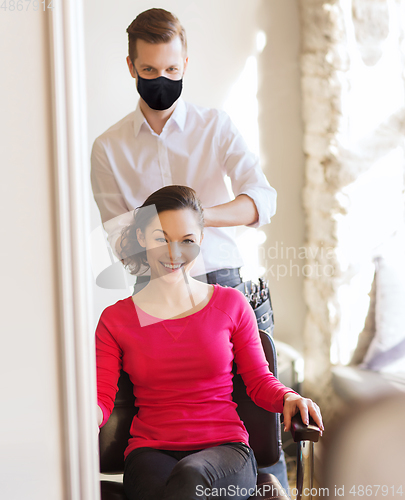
[137,208,203,281]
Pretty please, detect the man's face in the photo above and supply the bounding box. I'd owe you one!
[127,36,188,82]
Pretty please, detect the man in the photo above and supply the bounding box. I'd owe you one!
[91,8,276,289]
[91,8,287,491]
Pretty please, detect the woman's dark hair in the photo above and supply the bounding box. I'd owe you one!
[119,185,204,275]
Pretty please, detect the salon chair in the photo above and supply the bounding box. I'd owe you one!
[99,330,320,500]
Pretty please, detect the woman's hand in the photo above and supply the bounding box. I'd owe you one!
[97,405,104,428]
[282,392,324,436]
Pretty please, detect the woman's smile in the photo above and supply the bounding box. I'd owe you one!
[160,261,185,272]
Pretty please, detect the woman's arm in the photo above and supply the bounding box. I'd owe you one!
[231,297,295,413]
[231,290,324,432]
[95,308,123,427]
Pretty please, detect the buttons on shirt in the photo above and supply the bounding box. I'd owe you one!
[157,136,172,185]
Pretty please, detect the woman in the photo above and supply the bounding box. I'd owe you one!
[96,185,323,500]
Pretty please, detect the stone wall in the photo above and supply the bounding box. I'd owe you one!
[298,0,405,418]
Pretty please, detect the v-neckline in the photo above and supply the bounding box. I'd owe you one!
[162,319,191,340]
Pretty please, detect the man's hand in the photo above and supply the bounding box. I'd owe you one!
[283,392,324,436]
[203,194,259,228]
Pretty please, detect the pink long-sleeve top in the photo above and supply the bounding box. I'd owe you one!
[96,285,294,459]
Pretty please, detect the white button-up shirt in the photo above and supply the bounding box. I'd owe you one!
[91,99,276,276]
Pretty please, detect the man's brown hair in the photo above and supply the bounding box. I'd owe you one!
[127,8,187,63]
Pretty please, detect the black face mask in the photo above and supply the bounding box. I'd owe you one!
[136,72,183,111]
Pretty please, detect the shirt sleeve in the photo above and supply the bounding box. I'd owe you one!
[91,138,129,223]
[91,138,135,258]
[231,292,296,413]
[95,309,123,427]
[216,111,277,228]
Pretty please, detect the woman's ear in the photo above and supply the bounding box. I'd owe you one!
[136,228,146,248]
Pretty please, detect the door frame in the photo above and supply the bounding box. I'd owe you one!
[47,3,100,499]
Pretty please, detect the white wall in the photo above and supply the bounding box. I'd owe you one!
[257,1,306,349]
[84,0,306,349]
[0,11,64,500]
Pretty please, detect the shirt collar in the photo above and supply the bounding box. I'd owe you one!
[133,98,187,137]
[169,98,186,132]
[133,102,146,137]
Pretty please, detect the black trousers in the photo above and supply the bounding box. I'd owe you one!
[123,442,257,500]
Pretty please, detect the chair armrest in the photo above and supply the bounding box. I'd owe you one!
[290,413,320,443]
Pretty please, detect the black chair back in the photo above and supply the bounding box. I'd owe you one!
[99,330,282,472]
[232,330,281,467]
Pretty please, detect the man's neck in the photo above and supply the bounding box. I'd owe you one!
[139,99,177,135]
